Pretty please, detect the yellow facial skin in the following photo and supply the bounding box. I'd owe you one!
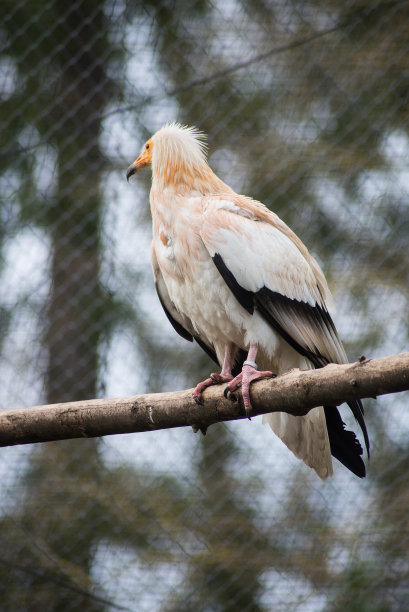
[126,138,153,180]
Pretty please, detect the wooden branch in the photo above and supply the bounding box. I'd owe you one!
[1,353,408,448]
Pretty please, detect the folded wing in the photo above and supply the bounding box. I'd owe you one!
[201,202,369,476]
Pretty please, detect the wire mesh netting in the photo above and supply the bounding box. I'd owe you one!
[1,0,409,610]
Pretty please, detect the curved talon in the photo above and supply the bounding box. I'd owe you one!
[193,371,234,405]
[224,386,237,402]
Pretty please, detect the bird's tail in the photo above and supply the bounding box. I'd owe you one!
[263,408,333,480]
[323,405,366,477]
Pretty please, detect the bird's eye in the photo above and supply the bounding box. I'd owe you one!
[146,143,150,150]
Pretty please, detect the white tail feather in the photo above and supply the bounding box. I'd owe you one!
[263,407,333,480]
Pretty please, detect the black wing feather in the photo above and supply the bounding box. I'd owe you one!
[212,252,370,474]
[324,406,366,477]
[155,283,219,366]
[255,288,370,460]
[195,336,219,366]
[255,288,328,368]
[212,253,254,314]
[156,285,194,342]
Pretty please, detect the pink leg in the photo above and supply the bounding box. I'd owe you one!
[225,344,272,417]
[192,344,234,405]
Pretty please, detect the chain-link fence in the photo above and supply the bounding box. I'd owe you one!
[1,1,408,610]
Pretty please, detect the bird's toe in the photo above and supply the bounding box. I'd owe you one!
[224,386,237,402]
[210,373,223,383]
[193,394,204,406]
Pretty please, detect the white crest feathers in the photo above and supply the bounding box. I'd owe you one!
[152,123,207,171]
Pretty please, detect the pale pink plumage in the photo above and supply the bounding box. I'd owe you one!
[127,122,369,479]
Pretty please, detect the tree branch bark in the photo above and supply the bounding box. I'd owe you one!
[1,353,408,448]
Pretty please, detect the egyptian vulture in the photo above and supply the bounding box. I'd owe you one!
[126,122,369,479]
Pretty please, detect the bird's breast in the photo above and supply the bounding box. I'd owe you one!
[151,193,204,280]
[156,226,175,261]
[150,192,281,357]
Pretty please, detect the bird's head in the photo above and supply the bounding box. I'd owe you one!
[126,137,153,181]
[126,123,217,192]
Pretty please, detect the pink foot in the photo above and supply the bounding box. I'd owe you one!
[225,364,272,417]
[192,372,234,405]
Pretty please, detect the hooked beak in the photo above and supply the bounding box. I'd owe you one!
[126,151,152,181]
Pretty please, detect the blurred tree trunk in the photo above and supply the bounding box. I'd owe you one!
[27,2,108,608]
[0,2,116,609]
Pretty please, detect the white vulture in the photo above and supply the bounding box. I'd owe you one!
[126,122,370,479]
